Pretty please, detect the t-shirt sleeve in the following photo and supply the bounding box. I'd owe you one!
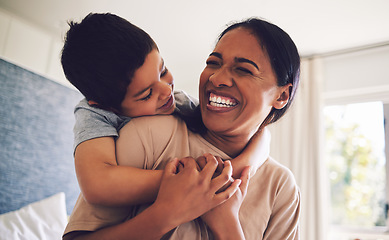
[72,100,131,152]
[174,90,198,116]
[263,167,301,239]
[73,107,117,150]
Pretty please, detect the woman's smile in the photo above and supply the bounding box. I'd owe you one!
[207,92,238,112]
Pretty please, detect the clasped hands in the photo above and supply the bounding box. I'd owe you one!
[154,153,250,236]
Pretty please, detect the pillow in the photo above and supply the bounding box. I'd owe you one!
[0,192,67,240]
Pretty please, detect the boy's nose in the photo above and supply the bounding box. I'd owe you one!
[159,82,172,100]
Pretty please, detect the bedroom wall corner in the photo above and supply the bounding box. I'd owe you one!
[0,8,72,89]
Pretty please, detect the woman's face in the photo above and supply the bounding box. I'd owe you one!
[199,27,290,138]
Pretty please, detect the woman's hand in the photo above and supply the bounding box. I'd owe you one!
[201,165,251,240]
[153,157,241,229]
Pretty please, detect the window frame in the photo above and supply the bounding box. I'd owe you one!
[323,84,389,239]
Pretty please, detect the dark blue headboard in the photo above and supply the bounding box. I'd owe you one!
[0,58,82,215]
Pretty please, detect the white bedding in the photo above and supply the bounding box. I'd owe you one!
[0,192,67,240]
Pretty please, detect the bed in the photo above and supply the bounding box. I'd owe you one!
[0,58,82,239]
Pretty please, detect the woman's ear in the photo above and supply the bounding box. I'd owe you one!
[273,83,292,109]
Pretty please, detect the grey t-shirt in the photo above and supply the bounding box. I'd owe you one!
[72,90,198,152]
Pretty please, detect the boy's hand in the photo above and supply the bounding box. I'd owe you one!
[197,153,224,178]
[196,153,233,193]
[154,157,241,228]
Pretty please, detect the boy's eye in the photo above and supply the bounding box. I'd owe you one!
[160,67,168,77]
[140,89,153,101]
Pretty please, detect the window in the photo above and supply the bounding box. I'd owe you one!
[324,101,389,239]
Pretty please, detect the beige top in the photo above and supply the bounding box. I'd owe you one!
[64,115,300,239]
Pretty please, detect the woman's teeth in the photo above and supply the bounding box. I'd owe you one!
[209,93,237,108]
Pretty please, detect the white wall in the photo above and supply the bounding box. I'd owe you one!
[0,8,202,96]
[321,44,389,105]
[0,8,71,88]
[0,8,202,97]
[2,5,389,101]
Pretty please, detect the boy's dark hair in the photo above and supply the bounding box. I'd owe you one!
[61,13,157,111]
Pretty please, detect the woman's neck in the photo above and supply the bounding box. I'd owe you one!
[201,130,253,158]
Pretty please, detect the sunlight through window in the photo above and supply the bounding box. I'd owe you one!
[324,101,386,228]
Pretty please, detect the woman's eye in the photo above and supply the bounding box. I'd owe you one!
[206,60,220,67]
[236,67,253,75]
[140,89,153,101]
[160,67,168,77]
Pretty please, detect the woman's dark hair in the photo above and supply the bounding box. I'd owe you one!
[219,18,300,126]
[61,13,157,111]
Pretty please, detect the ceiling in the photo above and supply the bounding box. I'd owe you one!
[1,0,389,56]
[1,0,388,95]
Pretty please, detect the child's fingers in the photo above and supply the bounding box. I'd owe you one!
[215,156,224,174]
[164,158,180,175]
[177,160,185,173]
[197,156,207,170]
[210,160,233,192]
[200,154,219,181]
[179,156,199,172]
[198,154,224,177]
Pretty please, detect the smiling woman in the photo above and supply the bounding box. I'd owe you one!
[120,18,301,239]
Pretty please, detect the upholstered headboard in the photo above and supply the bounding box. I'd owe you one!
[0,58,82,215]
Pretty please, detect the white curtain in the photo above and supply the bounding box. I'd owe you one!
[268,58,329,240]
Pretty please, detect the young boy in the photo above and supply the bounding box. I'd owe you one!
[61,13,198,208]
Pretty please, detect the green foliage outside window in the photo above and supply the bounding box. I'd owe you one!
[325,103,386,227]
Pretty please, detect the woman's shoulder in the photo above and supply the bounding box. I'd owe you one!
[116,115,190,168]
[119,115,189,149]
[259,157,299,191]
[263,157,295,174]
[121,115,184,132]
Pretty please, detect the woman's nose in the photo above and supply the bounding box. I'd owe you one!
[209,67,233,87]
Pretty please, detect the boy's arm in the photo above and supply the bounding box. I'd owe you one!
[65,157,240,240]
[230,127,271,178]
[75,137,162,206]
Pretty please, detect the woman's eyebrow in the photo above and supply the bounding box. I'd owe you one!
[235,57,259,70]
[209,52,259,70]
[209,52,222,59]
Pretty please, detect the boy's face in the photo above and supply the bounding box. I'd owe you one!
[119,49,175,117]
